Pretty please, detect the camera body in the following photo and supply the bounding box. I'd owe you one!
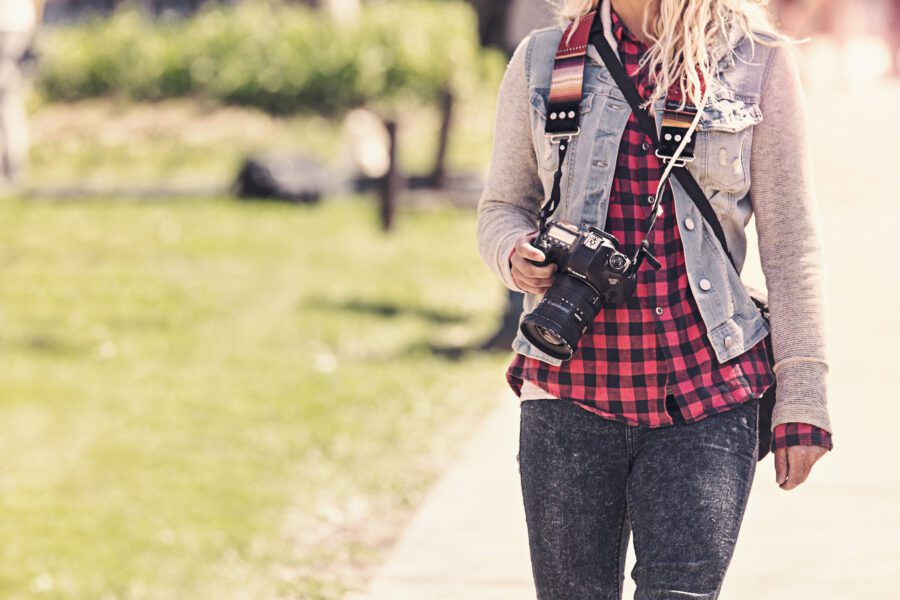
[520,220,643,360]
[530,220,638,304]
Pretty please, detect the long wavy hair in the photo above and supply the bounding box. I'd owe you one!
[554,0,791,109]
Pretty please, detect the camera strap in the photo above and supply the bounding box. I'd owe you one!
[588,21,739,270]
[538,11,597,231]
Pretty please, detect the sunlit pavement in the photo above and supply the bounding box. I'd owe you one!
[354,50,900,600]
[349,398,533,600]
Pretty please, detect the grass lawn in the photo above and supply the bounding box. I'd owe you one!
[26,94,497,193]
[0,196,512,599]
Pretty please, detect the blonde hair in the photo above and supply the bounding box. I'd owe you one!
[553,0,791,109]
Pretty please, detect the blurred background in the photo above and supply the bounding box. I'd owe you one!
[0,0,897,598]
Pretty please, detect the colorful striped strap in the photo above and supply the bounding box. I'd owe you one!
[657,79,704,163]
[545,10,597,136]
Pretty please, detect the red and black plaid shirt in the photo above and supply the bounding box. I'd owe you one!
[508,8,832,451]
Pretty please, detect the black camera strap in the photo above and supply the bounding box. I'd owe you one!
[588,22,739,271]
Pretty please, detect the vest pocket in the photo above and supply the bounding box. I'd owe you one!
[695,97,762,191]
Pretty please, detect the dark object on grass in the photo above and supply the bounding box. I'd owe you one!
[379,120,398,231]
[478,290,524,351]
[232,155,325,204]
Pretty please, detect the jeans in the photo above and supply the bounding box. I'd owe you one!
[517,394,759,600]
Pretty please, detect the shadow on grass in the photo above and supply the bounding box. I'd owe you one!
[303,297,469,325]
[302,296,515,362]
[403,339,513,362]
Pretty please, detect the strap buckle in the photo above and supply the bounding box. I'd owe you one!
[545,129,580,144]
[655,149,694,167]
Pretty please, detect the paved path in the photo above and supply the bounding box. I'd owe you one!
[350,398,535,600]
[355,61,900,600]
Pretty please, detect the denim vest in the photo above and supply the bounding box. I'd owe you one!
[513,15,775,367]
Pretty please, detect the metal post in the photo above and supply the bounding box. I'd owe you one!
[379,119,398,231]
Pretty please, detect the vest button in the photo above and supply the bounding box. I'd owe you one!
[685,217,695,230]
[724,335,734,348]
[699,278,711,291]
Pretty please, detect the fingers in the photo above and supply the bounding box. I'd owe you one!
[777,446,826,491]
[774,447,788,485]
[511,252,557,279]
[511,261,556,293]
[779,449,809,490]
[512,271,554,294]
[510,236,557,294]
[515,281,552,294]
[515,238,547,264]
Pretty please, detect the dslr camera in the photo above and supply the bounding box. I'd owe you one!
[520,220,659,360]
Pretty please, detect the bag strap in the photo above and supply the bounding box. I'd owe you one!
[588,24,739,271]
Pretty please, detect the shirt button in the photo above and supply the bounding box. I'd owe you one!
[655,307,664,315]
[724,335,734,348]
[685,217,695,231]
[647,195,655,204]
[642,141,650,151]
[699,278,711,291]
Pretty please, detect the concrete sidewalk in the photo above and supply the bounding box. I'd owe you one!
[351,398,536,600]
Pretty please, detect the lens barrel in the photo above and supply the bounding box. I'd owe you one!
[520,275,601,360]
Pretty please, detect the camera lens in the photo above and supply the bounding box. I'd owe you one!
[521,275,601,360]
[535,325,563,346]
[608,253,628,273]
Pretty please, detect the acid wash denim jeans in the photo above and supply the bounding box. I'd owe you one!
[517,395,759,600]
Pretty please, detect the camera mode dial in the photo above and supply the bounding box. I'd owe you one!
[608,252,629,274]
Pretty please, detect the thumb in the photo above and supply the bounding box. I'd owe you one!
[774,447,789,485]
[517,238,546,262]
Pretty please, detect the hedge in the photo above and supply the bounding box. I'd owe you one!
[37,1,504,116]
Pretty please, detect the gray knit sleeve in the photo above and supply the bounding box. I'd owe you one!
[476,35,545,292]
[750,43,833,435]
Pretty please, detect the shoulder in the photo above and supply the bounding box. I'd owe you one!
[527,23,566,40]
[510,25,569,90]
[734,28,799,83]
[748,38,804,114]
[507,25,566,87]
[716,29,800,103]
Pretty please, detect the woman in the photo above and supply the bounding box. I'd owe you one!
[475,0,835,597]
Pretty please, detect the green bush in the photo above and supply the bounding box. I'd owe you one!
[37,1,503,116]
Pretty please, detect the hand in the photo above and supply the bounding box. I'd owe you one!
[773,445,827,490]
[509,231,557,294]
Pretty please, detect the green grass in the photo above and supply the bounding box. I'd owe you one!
[0,196,511,599]
[26,95,497,192]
